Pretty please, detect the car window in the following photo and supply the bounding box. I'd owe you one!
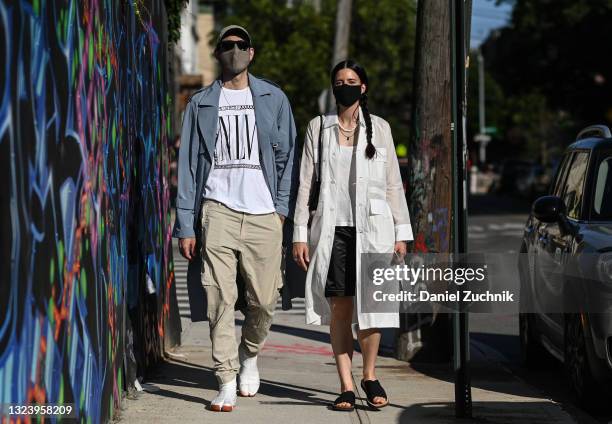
[592,154,612,220]
[551,153,571,196]
[561,152,589,219]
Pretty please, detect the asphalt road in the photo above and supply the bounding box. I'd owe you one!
[468,194,612,424]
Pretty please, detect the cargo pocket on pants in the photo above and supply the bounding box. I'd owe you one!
[199,201,215,287]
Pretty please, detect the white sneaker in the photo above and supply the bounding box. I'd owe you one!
[210,379,237,412]
[238,345,260,397]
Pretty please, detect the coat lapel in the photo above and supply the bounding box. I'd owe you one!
[196,81,221,159]
[356,106,367,152]
[249,74,273,149]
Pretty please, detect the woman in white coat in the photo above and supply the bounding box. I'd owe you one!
[292,60,413,411]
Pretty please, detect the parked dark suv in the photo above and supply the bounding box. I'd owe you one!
[519,125,612,410]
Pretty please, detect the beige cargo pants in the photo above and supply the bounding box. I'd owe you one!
[200,199,283,384]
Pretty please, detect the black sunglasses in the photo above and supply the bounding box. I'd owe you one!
[218,40,251,52]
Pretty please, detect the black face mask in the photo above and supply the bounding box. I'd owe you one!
[333,84,362,107]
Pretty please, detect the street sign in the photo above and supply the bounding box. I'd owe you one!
[474,134,491,163]
[474,134,491,143]
[484,126,497,135]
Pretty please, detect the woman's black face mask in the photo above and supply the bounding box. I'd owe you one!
[332,84,362,107]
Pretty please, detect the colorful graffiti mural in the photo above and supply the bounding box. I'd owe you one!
[0,1,181,422]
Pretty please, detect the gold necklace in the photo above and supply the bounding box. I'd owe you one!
[338,127,358,146]
[338,120,358,132]
[338,126,355,141]
[337,108,360,144]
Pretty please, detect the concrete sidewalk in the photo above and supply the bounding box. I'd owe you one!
[118,305,577,423]
[117,239,577,423]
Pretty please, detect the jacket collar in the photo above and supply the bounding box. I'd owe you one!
[323,107,367,129]
[197,73,271,106]
[196,73,273,160]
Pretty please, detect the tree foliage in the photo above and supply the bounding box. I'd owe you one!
[165,0,189,43]
[485,0,612,129]
[469,0,612,163]
[214,0,417,143]
[467,58,573,163]
[215,0,334,139]
[352,0,417,145]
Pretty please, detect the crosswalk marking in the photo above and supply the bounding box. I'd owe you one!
[468,222,525,232]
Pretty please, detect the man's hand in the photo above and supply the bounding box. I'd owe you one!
[277,213,286,226]
[179,237,197,261]
[292,242,310,271]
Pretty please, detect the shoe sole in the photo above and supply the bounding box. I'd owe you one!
[210,404,234,412]
[365,400,389,410]
[238,378,259,397]
[238,390,256,397]
[360,381,389,410]
[332,406,355,412]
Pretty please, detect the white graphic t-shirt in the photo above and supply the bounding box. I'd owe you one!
[203,87,276,214]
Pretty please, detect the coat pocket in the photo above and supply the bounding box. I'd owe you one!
[369,198,390,216]
[369,147,387,181]
[367,198,395,252]
[373,147,387,162]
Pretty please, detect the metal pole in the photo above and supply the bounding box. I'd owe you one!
[478,50,485,134]
[476,50,490,163]
[451,0,472,418]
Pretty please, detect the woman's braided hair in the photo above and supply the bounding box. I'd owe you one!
[331,60,376,159]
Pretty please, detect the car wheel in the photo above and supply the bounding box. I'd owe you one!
[564,313,606,412]
[519,313,546,368]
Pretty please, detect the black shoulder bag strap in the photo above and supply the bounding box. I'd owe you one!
[316,115,323,182]
[308,115,324,212]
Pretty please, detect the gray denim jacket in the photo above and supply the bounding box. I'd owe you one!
[172,74,297,239]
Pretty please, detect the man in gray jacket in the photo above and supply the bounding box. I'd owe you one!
[173,25,296,412]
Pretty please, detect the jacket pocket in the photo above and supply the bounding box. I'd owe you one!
[367,198,395,252]
[369,198,390,216]
[373,147,387,162]
[369,147,387,181]
[176,197,194,210]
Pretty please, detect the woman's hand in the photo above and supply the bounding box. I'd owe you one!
[292,242,310,271]
[394,241,407,261]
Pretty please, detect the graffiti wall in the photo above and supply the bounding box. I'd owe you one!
[0,0,181,422]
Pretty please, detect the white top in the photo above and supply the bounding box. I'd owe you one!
[334,144,357,226]
[203,87,276,214]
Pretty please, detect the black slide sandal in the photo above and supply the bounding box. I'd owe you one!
[332,391,355,411]
[360,379,389,409]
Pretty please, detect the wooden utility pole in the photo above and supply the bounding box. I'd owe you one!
[326,0,353,111]
[396,0,453,362]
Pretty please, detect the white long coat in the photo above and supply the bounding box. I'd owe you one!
[293,109,413,329]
